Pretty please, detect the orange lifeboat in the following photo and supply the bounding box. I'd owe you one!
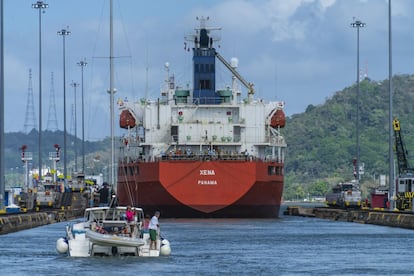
[270,109,286,128]
[120,110,136,129]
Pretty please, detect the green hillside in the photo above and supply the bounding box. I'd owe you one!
[283,74,414,200]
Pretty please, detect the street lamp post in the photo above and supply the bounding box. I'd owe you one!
[57,28,70,185]
[351,19,366,183]
[32,1,48,180]
[71,81,79,172]
[77,59,87,174]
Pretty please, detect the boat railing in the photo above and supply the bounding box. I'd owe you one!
[101,220,128,228]
[91,220,138,237]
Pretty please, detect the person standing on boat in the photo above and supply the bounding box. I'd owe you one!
[143,214,150,233]
[98,182,110,207]
[125,205,135,222]
[149,211,160,250]
[125,205,136,236]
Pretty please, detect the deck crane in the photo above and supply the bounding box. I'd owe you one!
[393,118,414,210]
[215,51,255,96]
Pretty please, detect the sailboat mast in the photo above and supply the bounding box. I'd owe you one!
[109,0,116,189]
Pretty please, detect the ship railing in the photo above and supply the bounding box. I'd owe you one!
[168,95,238,106]
[121,153,283,163]
[160,153,250,161]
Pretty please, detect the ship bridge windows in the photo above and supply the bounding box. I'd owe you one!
[195,64,215,73]
[199,79,211,89]
[194,48,215,56]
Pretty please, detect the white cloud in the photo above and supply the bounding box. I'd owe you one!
[320,0,336,10]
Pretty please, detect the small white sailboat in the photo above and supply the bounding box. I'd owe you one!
[56,203,171,257]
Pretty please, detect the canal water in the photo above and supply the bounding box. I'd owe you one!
[1,205,413,275]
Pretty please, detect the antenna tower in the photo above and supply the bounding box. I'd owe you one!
[23,68,37,133]
[47,72,58,131]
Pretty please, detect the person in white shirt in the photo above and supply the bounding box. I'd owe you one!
[149,211,160,250]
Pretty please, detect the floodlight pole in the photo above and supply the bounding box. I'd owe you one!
[351,19,366,183]
[58,28,70,185]
[71,81,79,172]
[77,59,87,174]
[32,1,48,179]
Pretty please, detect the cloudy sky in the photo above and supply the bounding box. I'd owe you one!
[2,0,412,140]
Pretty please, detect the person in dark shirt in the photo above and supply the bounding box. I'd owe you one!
[98,182,110,207]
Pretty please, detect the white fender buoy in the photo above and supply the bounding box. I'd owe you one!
[160,239,171,256]
[56,237,68,254]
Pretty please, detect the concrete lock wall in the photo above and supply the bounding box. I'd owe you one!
[286,206,414,230]
[0,213,50,235]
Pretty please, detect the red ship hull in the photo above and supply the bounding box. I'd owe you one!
[117,160,284,218]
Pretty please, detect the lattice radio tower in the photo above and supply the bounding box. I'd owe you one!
[23,68,37,133]
[47,72,58,131]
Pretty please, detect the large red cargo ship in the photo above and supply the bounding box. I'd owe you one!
[116,17,287,218]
